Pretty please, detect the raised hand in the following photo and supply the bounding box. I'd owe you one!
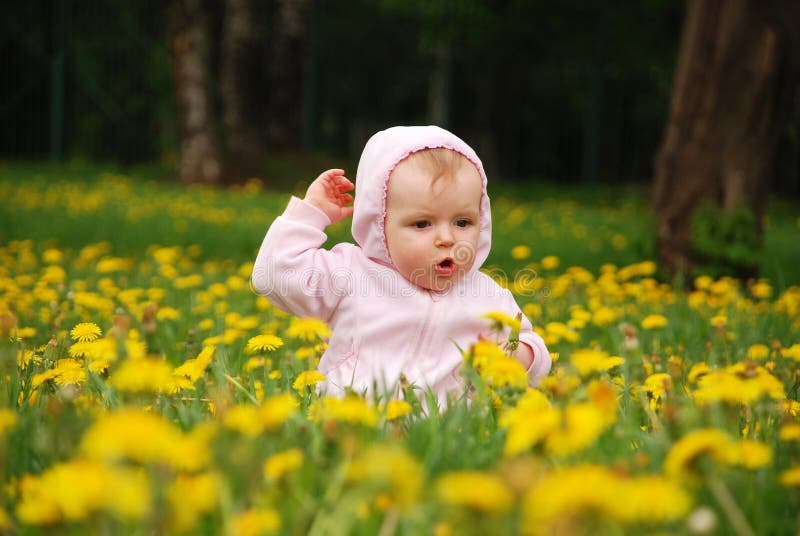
[303,169,355,225]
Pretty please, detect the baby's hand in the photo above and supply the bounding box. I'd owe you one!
[304,169,355,225]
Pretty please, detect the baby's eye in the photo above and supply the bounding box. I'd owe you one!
[413,221,430,229]
[455,219,472,228]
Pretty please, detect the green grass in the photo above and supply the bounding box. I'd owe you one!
[1,160,798,287]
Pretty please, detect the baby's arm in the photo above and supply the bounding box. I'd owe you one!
[251,169,355,321]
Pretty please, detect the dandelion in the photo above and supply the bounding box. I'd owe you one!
[540,255,560,270]
[482,356,528,389]
[292,370,326,391]
[569,348,624,377]
[746,344,770,360]
[232,508,282,536]
[779,423,800,441]
[347,444,423,508]
[70,322,102,342]
[311,395,379,427]
[664,429,738,481]
[286,317,331,342]
[511,245,531,260]
[166,472,219,532]
[779,467,800,487]
[245,334,284,353]
[482,310,522,332]
[0,409,18,436]
[109,357,176,394]
[385,399,412,420]
[435,471,513,512]
[16,459,151,524]
[263,449,304,481]
[641,314,667,330]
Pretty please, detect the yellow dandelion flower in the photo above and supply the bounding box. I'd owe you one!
[166,472,219,533]
[695,275,713,290]
[70,322,102,342]
[710,315,727,329]
[347,444,423,509]
[246,334,284,353]
[545,402,608,456]
[53,359,86,386]
[16,459,150,524]
[779,466,800,487]
[783,399,800,417]
[481,356,528,389]
[223,405,263,437]
[385,400,412,420]
[466,339,507,370]
[0,409,18,436]
[511,245,531,260]
[482,310,521,332]
[540,256,560,270]
[569,348,624,377]
[664,429,737,481]
[260,393,298,430]
[751,280,772,299]
[156,307,180,321]
[642,373,672,400]
[641,314,667,330]
[731,439,772,469]
[174,345,216,382]
[286,317,331,341]
[314,395,378,427]
[109,358,176,393]
[435,471,513,512]
[687,362,711,383]
[232,508,281,536]
[779,423,800,441]
[263,449,304,481]
[746,344,770,360]
[292,370,326,391]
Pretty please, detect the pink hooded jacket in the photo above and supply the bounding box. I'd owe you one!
[252,126,551,403]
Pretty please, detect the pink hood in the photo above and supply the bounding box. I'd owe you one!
[351,126,492,272]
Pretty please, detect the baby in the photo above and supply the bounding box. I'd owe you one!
[252,126,551,404]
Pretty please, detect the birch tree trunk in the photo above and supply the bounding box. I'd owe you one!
[168,0,221,184]
[652,0,799,277]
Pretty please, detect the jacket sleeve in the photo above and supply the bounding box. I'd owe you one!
[251,196,354,322]
[500,289,552,387]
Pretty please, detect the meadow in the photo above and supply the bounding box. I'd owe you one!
[0,161,799,535]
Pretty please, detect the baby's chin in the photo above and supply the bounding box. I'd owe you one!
[405,268,468,292]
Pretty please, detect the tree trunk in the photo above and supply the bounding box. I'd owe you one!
[220,0,263,184]
[168,0,221,184]
[266,0,310,150]
[427,41,452,128]
[652,0,799,278]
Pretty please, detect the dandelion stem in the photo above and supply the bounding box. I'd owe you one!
[378,508,399,536]
[223,373,259,405]
[707,475,755,536]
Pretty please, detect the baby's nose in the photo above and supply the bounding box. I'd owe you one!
[435,225,455,247]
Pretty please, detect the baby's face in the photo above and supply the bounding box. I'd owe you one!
[385,155,482,291]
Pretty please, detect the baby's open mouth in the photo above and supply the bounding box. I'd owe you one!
[435,257,456,275]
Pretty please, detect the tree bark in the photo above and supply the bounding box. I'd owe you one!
[168,0,221,184]
[220,0,263,183]
[652,0,799,277]
[266,0,310,150]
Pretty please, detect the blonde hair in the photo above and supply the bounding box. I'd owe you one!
[405,148,474,190]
